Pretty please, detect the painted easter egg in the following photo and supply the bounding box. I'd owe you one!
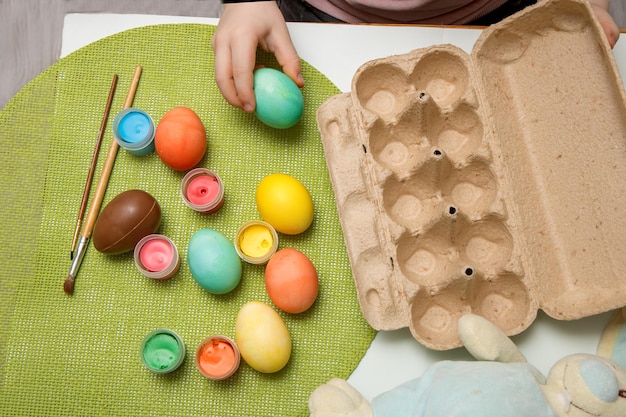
[255,173,314,235]
[265,248,318,314]
[155,106,207,171]
[187,228,242,294]
[235,301,291,373]
[253,68,304,129]
[92,189,161,254]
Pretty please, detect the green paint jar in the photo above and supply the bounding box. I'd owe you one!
[140,329,185,373]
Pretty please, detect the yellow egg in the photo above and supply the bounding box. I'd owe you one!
[235,301,292,373]
[255,173,314,235]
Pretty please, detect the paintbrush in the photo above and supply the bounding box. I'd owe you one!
[70,74,118,260]
[64,66,143,295]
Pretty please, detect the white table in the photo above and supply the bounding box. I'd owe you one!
[62,14,622,402]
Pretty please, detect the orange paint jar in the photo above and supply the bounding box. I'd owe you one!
[195,335,240,380]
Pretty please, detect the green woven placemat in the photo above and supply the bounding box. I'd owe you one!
[0,24,375,416]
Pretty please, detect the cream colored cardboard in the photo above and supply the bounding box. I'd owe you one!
[317,0,626,350]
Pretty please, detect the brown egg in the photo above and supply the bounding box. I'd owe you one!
[92,189,161,254]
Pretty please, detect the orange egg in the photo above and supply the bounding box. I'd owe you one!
[155,107,207,171]
[264,248,318,314]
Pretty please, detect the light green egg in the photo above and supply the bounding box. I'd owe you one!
[187,228,242,294]
[253,68,304,129]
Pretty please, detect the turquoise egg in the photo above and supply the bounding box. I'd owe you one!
[187,228,242,294]
[253,68,304,129]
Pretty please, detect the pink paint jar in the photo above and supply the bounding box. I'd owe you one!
[181,168,224,214]
[134,234,180,280]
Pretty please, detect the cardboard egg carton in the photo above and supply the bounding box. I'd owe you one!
[317,0,626,350]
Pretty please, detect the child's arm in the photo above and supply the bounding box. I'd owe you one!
[212,1,304,112]
[589,0,620,48]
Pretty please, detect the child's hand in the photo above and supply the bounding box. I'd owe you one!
[212,1,304,112]
[590,0,620,48]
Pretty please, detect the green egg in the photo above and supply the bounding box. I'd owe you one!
[187,228,242,294]
[253,68,304,129]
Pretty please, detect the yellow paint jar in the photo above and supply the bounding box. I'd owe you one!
[235,220,279,265]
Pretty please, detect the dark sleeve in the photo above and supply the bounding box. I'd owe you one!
[222,0,274,2]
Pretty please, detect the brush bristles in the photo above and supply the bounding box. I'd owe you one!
[64,274,75,295]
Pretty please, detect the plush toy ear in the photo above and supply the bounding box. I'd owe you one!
[458,314,527,363]
[308,378,373,417]
[598,307,626,368]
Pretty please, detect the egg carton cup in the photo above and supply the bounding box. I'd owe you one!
[317,0,626,350]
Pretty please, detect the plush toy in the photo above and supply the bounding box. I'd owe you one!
[309,314,626,417]
[599,307,626,370]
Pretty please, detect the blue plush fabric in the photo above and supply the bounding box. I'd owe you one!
[371,361,556,417]
[579,359,619,402]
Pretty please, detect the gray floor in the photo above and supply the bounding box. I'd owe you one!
[1,0,626,109]
[0,0,222,109]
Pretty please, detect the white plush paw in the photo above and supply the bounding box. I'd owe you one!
[458,314,526,363]
[309,378,373,417]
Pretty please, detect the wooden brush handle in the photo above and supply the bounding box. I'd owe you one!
[82,66,143,238]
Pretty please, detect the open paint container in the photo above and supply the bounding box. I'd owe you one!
[180,168,225,214]
[234,220,279,265]
[140,329,185,374]
[113,108,156,156]
[134,234,180,280]
[195,335,240,380]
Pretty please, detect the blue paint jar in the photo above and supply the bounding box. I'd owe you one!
[113,107,155,156]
